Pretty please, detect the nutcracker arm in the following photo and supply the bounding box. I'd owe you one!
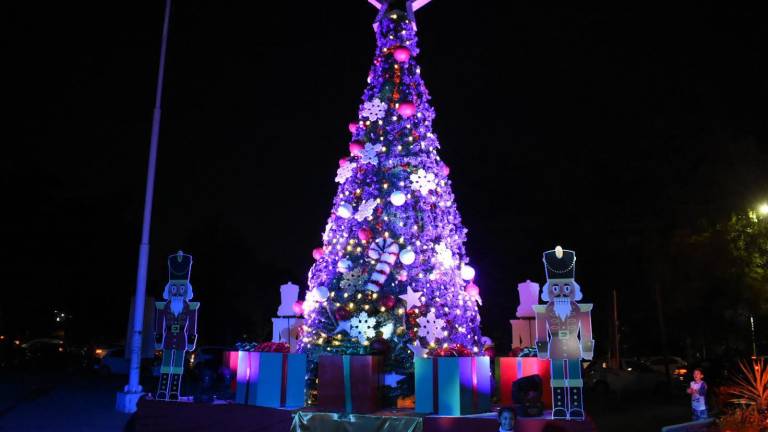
[532,305,550,359]
[154,302,166,348]
[187,302,200,351]
[578,304,594,358]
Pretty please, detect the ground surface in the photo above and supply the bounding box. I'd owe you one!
[0,370,700,431]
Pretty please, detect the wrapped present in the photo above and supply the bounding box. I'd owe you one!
[495,356,552,408]
[415,356,491,416]
[232,348,306,408]
[223,351,239,396]
[317,355,383,413]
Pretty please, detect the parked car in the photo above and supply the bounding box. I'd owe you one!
[19,338,68,369]
[93,345,161,376]
[585,358,668,397]
[642,356,689,381]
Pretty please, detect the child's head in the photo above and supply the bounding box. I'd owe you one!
[498,407,516,431]
[693,368,704,381]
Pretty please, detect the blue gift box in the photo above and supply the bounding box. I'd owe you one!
[415,356,491,416]
[234,351,306,408]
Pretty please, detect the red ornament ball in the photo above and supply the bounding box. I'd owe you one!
[393,46,411,62]
[397,102,416,118]
[348,122,359,133]
[358,227,373,242]
[312,247,324,260]
[335,307,351,321]
[381,294,397,309]
[349,140,364,155]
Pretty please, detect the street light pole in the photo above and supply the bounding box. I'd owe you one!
[116,0,172,413]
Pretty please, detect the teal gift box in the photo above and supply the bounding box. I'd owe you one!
[234,351,306,408]
[415,356,491,416]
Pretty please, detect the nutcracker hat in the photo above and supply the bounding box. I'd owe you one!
[543,246,576,280]
[168,250,193,282]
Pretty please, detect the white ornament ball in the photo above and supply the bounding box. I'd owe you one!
[399,247,416,265]
[390,190,406,206]
[336,203,353,218]
[460,265,476,281]
[337,259,352,273]
[314,286,330,300]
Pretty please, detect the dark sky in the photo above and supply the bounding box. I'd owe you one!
[4,2,768,352]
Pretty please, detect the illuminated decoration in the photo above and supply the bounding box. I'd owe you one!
[273,282,304,352]
[299,0,482,400]
[460,264,475,281]
[336,203,353,218]
[154,251,199,401]
[389,190,407,206]
[534,246,594,420]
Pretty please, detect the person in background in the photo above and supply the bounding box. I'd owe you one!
[498,406,516,431]
[687,368,708,420]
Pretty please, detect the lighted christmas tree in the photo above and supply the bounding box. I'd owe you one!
[300,0,483,398]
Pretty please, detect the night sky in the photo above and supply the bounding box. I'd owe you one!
[4,2,768,353]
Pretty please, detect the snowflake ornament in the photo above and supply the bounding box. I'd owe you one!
[361,98,387,121]
[434,241,455,268]
[417,311,445,344]
[360,143,383,165]
[354,198,378,221]
[350,311,377,341]
[335,162,357,183]
[409,169,437,195]
[340,268,366,293]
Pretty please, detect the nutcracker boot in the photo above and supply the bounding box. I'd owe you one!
[568,386,585,419]
[552,386,568,419]
[156,373,171,400]
[168,373,182,401]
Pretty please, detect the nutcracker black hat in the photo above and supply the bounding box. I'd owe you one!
[543,246,576,280]
[168,250,193,282]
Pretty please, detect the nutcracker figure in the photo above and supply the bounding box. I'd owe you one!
[154,250,199,401]
[534,246,593,420]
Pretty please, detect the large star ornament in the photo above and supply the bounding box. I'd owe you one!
[408,340,428,358]
[334,320,351,334]
[399,286,422,310]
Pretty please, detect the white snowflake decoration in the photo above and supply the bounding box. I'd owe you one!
[360,143,382,165]
[361,98,387,121]
[417,311,445,344]
[409,169,437,195]
[354,198,378,221]
[435,241,455,268]
[335,162,357,183]
[340,268,366,293]
[350,311,377,341]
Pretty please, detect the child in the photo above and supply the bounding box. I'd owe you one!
[686,368,708,420]
[498,406,516,431]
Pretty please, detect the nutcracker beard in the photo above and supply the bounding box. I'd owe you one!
[553,297,573,321]
[169,297,184,316]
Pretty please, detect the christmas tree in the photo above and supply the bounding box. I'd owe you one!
[300,0,483,398]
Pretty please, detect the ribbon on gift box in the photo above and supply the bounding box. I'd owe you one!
[429,356,482,413]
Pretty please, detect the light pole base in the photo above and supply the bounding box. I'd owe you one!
[116,390,145,413]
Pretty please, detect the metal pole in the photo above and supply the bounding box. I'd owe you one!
[117,0,172,412]
[612,289,620,368]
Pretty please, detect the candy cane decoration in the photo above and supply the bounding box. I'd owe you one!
[365,238,400,292]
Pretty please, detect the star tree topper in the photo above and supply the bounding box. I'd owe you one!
[368,0,432,31]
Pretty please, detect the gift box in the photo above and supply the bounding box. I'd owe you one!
[495,357,552,408]
[223,351,240,396]
[415,356,491,416]
[317,355,383,413]
[232,350,306,408]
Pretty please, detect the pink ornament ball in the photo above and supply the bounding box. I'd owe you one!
[339,158,349,167]
[358,227,373,242]
[292,301,304,316]
[466,282,480,297]
[441,164,450,176]
[348,122,359,133]
[312,247,324,260]
[397,270,408,281]
[393,46,411,62]
[397,102,416,118]
[349,141,364,155]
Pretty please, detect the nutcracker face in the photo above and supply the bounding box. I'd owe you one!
[542,279,582,321]
[163,281,194,301]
